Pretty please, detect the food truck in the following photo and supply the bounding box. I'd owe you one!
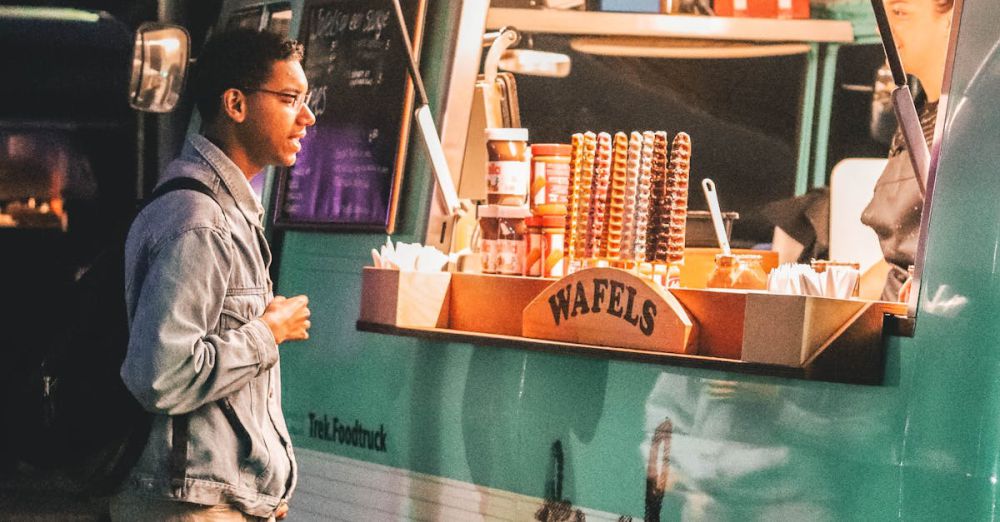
[2,0,999,519]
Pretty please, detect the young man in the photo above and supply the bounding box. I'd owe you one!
[862,0,954,300]
[114,29,315,521]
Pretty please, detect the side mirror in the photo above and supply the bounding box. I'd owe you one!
[128,23,190,113]
[869,63,896,146]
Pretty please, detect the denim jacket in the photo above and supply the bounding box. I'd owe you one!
[121,135,295,518]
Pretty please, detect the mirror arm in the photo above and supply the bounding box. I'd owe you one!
[390,0,461,216]
[870,0,929,196]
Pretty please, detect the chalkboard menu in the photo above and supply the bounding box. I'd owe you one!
[274,0,427,231]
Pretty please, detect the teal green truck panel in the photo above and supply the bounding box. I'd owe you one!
[273,0,1000,519]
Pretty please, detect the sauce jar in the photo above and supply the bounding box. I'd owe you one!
[542,214,566,278]
[485,128,530,206]
[706,254,737,289]
[732,254,767,290]
[530,143,571,215]
[478,205,530,275]
[524,216,543,277]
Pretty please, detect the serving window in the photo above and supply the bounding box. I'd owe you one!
[356,4,963,383]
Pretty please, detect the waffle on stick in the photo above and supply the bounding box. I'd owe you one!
[634,131,654,263]
[589,132,612,259]
[605,132,629,260]
[620,131,642,262]
[575,132,597,259]
[567,133,584,264]
[666,132,692,264]
[649,131,671,263]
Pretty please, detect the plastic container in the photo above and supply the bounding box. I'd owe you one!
[530,143,571,215]
[478,205,531,274]
[485,128,530,206]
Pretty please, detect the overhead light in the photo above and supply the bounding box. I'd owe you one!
[0,7,100,23]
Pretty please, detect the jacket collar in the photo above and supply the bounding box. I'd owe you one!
[184,134,266,228]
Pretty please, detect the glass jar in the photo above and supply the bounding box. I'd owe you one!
[707,254,768,290]
[524,216,543,277]
[485,128,530,206]
[542,214,566,278]
[530,143,572,215]
[706,254,737,289]
[732,254,767,290]
[478,205,530,275]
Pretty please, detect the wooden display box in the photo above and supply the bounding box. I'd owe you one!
[359,267,901,383]
[358,268,552,335]
[670,288,896,366]
[449,272,554,336]
[358,267,452,328]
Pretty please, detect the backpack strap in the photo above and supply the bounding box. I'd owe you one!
[149,177,217,205]
[145,176,217,495]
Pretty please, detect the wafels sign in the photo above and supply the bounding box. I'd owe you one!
[522,267,697,353]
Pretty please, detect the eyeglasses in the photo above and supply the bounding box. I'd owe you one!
[239,87,312,111]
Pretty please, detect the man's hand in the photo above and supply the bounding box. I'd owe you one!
[275,500,289,519]
[261,295,311,345]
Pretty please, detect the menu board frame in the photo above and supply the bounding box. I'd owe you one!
[273,0,427,233]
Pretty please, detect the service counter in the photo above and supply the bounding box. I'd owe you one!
[356,254,907,386]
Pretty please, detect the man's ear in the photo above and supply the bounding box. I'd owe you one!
[221,88,248,123]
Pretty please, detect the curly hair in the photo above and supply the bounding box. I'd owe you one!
[191,29,304,123]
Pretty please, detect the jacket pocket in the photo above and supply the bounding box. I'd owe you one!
[220,388,270,482]
[218,291,266,334]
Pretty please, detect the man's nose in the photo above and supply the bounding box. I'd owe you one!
[299,103,316,126]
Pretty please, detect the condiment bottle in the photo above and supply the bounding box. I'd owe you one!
[530,143,572,216]
[542,215,566,278]
[525,216,543,277]
[485,128,530,206]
